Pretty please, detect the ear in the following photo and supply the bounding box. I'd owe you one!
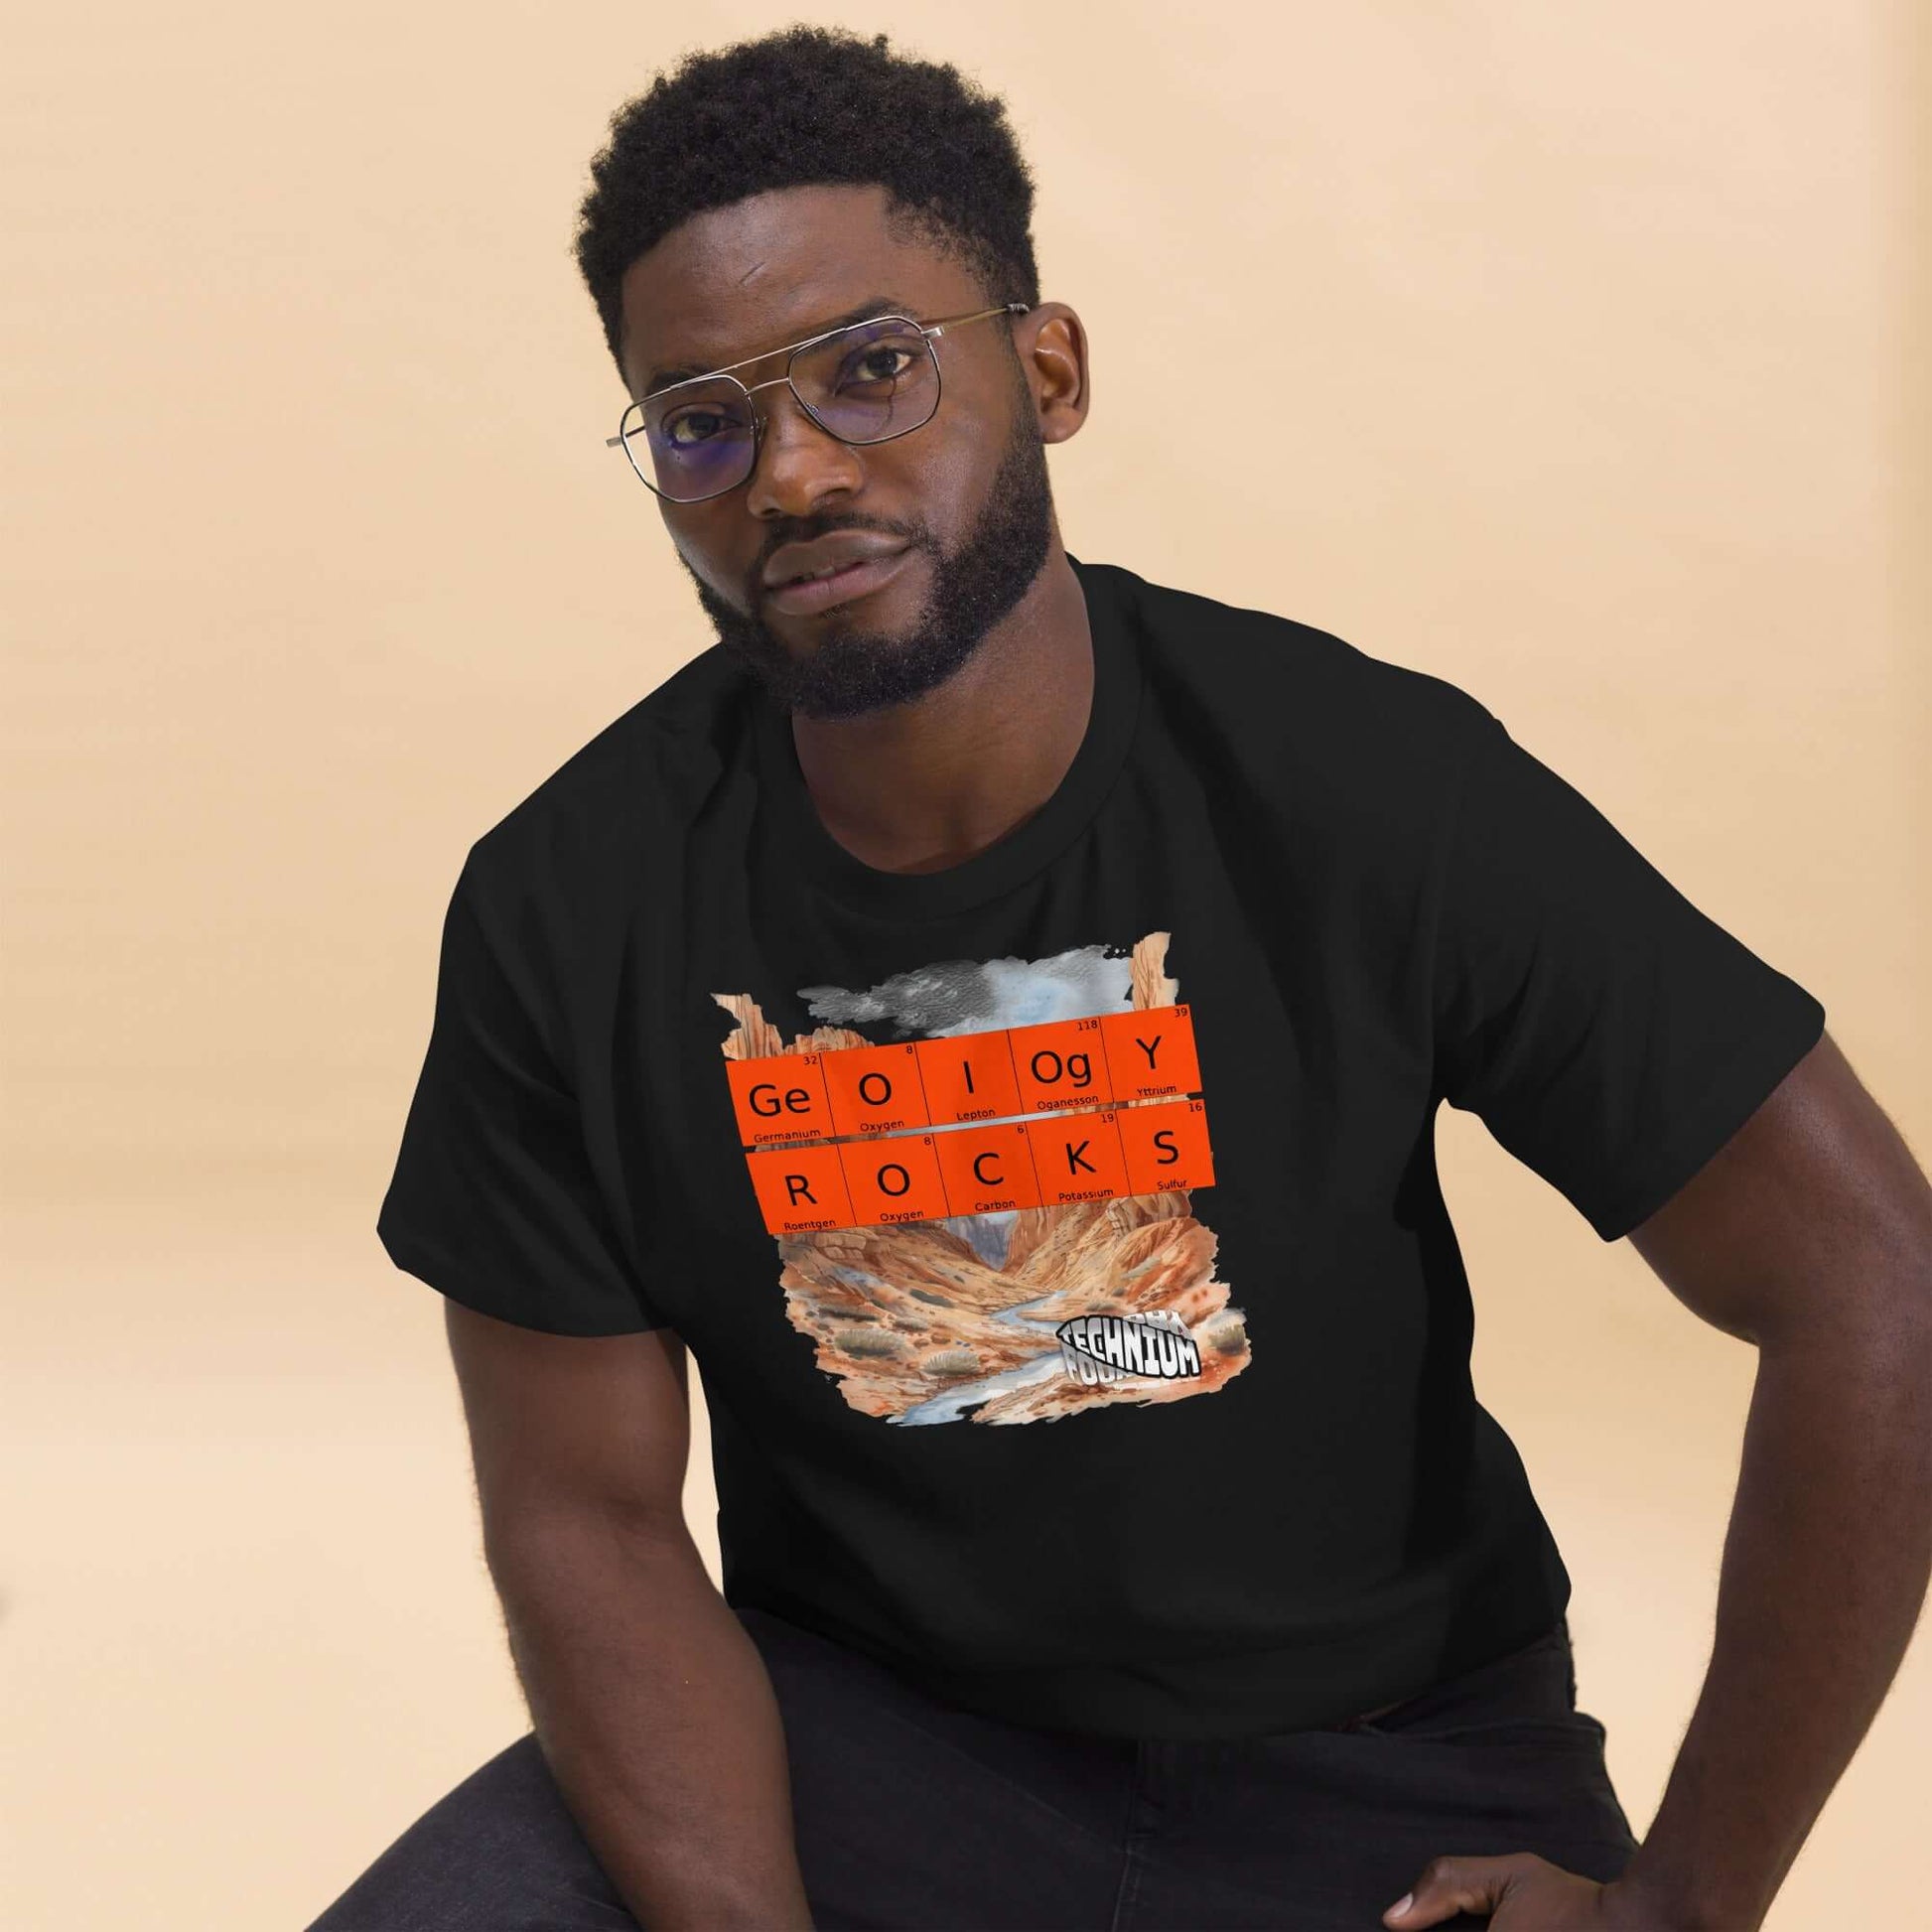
[1017,302,1090,444]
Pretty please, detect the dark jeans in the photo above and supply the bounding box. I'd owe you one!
[307,1605,1638,1931]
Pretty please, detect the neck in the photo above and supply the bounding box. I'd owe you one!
[786,536,1092,878]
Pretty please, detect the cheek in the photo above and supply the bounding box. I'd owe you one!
[663,513,749,595]
[934,369,1012,464]
[894,393,1004,528]
[663,522,704,577]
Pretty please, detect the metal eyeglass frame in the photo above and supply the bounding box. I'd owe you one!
[605,301,1031,503]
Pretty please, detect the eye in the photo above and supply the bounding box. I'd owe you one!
[837,344,919,389]
[663,407,736,448]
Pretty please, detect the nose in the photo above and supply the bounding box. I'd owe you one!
[742,380,867,520]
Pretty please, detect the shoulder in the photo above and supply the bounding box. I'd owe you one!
[1091,557,1501,817]
[459,641,751,920]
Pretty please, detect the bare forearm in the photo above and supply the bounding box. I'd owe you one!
[1619,1319,1932,1929]
[488,1507,814,1931]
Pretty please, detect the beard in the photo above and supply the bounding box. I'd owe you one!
[677,404,1055,722]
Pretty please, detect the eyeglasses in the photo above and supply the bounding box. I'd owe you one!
[605,302,1030,504]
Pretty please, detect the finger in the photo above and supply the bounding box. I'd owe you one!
[1384,1854,1541,1927]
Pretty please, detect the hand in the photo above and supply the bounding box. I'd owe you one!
[1384,1855,1701,1929]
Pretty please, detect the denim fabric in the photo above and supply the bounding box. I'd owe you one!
[307,1607,1637,1931]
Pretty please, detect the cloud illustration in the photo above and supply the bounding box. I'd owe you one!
[798,944,1137,1040]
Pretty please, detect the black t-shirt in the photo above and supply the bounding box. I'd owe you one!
[376,553,1824,1741]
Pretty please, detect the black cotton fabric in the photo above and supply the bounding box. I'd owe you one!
[376,553,1824,1741]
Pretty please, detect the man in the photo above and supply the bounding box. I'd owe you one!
[313,26,1932,1932]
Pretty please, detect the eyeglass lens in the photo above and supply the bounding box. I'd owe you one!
[621,317,941,501]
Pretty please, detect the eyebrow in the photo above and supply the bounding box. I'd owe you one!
[641,295,915,397]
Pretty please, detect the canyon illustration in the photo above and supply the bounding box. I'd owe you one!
[711,930,1253,1426]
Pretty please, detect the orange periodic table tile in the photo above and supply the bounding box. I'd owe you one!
[1022,1107,1131,1207]
[836,1132,952,1226]
[930,1120,1044,1215]
[1116,1095,1216,1194]
[1098,1004,1201,1102]
[1006,1015,1114,1114]
[744,1139,856,1234]
[912,1029,1025,1126]
[819,1040,932,1138]
[725,1052,836,1148]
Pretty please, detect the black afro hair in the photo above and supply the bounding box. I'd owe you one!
[572,26,1041,381]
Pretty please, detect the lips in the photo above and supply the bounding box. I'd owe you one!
[762,544,914,618]
[763,530,909,587]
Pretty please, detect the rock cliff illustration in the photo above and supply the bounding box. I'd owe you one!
[711,930,1253,1426]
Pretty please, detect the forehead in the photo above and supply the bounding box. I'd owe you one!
[617,183,986,397]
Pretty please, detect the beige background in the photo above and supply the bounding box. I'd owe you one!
[6,2,1926,1926]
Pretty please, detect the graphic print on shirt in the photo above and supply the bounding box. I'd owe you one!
[710,930,1252,1426]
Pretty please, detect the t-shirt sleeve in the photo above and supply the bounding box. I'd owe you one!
[375,853,670,1336]
[1430,706,1825,1242]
